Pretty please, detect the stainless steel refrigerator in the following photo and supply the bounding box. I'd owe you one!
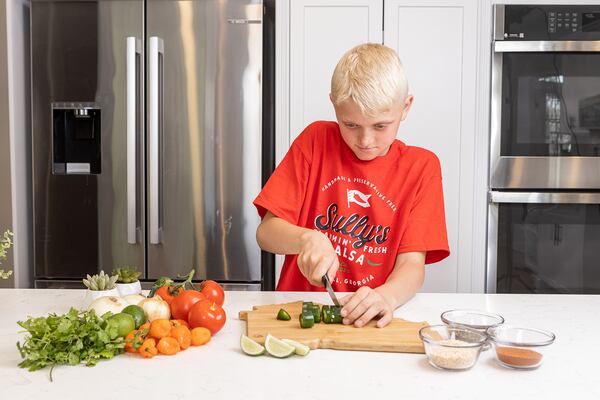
[31,0,275,290]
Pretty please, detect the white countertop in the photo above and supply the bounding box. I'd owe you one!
[0,289,597,399]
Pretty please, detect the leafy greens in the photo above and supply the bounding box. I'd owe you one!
[17,308,125,381]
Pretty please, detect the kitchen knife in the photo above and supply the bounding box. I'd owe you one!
[322,275,341,307]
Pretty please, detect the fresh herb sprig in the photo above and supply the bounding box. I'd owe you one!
[16,308,125,381]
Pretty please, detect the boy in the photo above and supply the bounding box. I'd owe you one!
[254,43,449,328]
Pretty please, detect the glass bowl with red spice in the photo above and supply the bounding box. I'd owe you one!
[486,325,555,370]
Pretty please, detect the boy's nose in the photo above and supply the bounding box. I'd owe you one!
[358,132,374,147]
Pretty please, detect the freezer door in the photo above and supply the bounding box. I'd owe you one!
[146,0,263,282]
[31,0,145,279]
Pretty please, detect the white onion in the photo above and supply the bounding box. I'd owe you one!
[123,294,146,305]
[138,295,171,321]
[88,296,128,316]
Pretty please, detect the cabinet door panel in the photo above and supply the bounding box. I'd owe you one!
[385,0,479,293]
[289,0,383,142]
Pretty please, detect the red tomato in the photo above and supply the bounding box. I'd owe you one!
[156,285,182,305]
[198,280,225,306]
[187,299,226,335]
[170,290,205,321]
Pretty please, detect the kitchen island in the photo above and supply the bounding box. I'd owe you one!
[0,289,597,399]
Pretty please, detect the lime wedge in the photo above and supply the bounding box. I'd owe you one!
[282,338,311,356]
[264,334,295,358]
[240,334,266,356]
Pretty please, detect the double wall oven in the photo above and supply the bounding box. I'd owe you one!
[488,5,600,294]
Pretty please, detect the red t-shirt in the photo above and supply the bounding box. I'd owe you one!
[254,121,450,292]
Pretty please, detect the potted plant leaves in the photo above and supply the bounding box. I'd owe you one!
[82,270,119,308]
[113,266,142,296]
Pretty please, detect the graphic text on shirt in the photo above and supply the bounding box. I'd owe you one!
[314,203,390,249]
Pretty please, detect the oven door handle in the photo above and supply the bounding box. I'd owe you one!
[489,191,600,204]
[493,40,600,53]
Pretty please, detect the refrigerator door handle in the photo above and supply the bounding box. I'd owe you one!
[149,36,164,244]
[126,37,142,244]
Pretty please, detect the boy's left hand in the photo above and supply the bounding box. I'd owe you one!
[338,287,394,328]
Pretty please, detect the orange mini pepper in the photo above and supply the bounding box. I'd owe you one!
[191,327,211,346]
[149,319,172,339]
[139,338,158,358]
[125,329,146,353]
[157,336,180,355]
[170,325,192,350]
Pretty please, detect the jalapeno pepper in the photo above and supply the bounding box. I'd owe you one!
[276,308,291,321]
[311,305,321,323]
[299,310,315,328]
[330,306,343,324]
[322,305,343,324]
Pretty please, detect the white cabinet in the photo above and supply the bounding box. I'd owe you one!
[288,0,383,143]
[277,0,481,292]
[384,0,479,292]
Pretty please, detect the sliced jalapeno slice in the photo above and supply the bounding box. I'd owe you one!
[276,308,291,321]
[311,305,321,323]
[299,310,315,328]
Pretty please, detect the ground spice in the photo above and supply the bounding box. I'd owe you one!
[428,339,479,370]
[496,346,543,367]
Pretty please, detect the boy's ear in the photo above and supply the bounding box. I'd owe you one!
[400,95,414,121]
[329,93,334,104]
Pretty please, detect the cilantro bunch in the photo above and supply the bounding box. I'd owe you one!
[17,308,125,381]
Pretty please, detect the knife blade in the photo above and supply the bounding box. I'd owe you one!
[322,274,341,307]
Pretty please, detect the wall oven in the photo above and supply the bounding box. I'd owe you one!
[488,5,600,294]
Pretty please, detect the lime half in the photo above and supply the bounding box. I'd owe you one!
[281,338,310,356]
[264,334,295,358]
[240,334,266,356]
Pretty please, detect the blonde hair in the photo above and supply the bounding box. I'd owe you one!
[330,43,409,117]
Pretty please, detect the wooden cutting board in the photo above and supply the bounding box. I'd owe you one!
[239,301,428,353]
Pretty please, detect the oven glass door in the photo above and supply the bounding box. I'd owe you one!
[501,52,600,157]
[496,202,600,294]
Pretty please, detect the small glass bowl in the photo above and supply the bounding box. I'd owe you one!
[441,309,504,351]
[419,325,488,371]
[486,325,556,370]
[441,309,505,331]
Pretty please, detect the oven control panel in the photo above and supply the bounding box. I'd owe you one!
[498,5,600,40]
[547,11,579,34]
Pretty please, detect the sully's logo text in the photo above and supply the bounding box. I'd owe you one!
[314,203,390,249]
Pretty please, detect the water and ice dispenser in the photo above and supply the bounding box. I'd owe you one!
[52,103,101,174]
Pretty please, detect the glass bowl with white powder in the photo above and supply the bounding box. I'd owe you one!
[419,325,487,371]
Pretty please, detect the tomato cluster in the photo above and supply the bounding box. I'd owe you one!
[152,277,226,335]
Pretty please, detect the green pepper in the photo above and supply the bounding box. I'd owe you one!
[330,306,343,324]
[276,308,291,321]
[311,305,321,323]
[322,305,342,324]
[322,305,332,324]
[299,310,315,329]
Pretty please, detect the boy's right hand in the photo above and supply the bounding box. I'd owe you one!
[297,230,339,287]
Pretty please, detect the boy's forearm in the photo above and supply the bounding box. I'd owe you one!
[375,255,425,310]
[256,214,313,255]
